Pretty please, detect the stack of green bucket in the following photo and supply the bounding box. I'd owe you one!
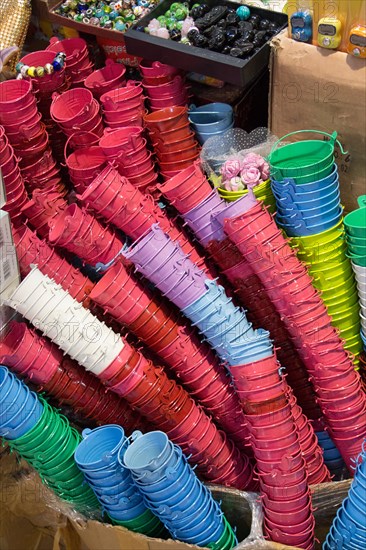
[344,196,366,268]
[291,220,362,363]
[6,396,99,513]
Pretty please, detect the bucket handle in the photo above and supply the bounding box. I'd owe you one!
[357,195,366,209]
[270,130,348,156]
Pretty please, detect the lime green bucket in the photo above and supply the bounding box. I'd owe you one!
[269,130,347,181]
[344,196,366,238]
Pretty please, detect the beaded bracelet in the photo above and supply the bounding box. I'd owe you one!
[16,52,67,79]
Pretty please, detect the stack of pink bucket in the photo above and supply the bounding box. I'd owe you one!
[79,165,214,276]
[85,60,126,99]
[223,201,366,471]
[20,188,67,238]
[234,355,317,549]
[0,124,28,226]
[100,82,146,129]
[48,203,124,269]
[99,127,158,194]
[45,37,93,87]
[140,60,189,111]
[12,224,94,303]
[50,88,104,140]
[63,133,107,192]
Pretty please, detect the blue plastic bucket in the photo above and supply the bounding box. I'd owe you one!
[271,163,339,194]
[1,391,43,439]
[107,499,147,521]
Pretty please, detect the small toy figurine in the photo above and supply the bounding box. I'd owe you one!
[290,10,312,43]
[347,25,366,58]
[317,17,342,49]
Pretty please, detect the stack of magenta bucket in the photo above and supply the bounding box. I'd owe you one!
[5,267,256,491]
[0,78,68,229]
[122,430,238,549]
[140,60,189,111]
[220,200,366,472]
[12,224,94,302]
[0,322,143,433]
[99,127,158,194]
[0,367,99,512]
[270,130,362,360]
[74,425,164,536]
[45,36,94,88]
[85,60,126,100]
[50,88,104,141]
[48,202,124,270]
[78,164,214,275]
[100,82,146,129]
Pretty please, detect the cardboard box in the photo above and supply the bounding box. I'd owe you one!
[0,210,12,250]
[0,244,20,294]
[2,446,349,550]
[269,32,366,213]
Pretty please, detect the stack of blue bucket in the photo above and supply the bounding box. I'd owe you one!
[270,131,344,238]
[181,279,273,367]
[324,441,366,549]
[122,430,238,549]
[316,431,348,481]
[188,103,234,145]
[74,425,164,536]
[0,366,43,440]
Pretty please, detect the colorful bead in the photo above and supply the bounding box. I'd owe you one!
[90,16,100,25]
[133,6,143,16]
[35,66,45,77]
[44,63,54,74]
[236,6,250,21]
[20,65,29,76]
[27,66,36,77]
[52,60,62,71]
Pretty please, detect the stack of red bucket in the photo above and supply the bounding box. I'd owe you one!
[97,339,255,490]
[20,188,67,238]
[0,124,27,226]
[99,127,158,193]
[140,59,188,111]
[48,203,124,268]
[0,322,142,433]
[13,224,94,303]
[88,260,251,454]
[100,82,146,129]
[50,88,104,140]
[223,201,366,471]
[144,106,199,180]
[63,133,107,192]
[79,165,214,276]
[46,37,93,87]
[85,60,126,99]
[231,354,317,550]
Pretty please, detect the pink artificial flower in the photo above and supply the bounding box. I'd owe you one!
[241,152,266,171]
[224,177,244,192]
[220,159,241,180]
[241,166,261,187]
[261,161,270,180]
